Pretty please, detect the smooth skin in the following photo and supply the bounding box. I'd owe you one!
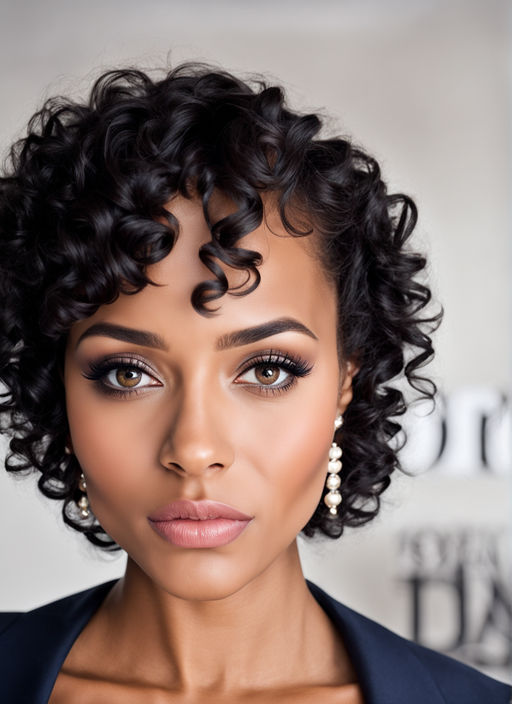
[52,194,360,703]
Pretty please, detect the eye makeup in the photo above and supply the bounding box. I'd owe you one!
[234,349,313,396]
[82,356,162,398]
[81,348,314,399]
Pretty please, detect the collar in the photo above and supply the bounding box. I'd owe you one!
[306,580,446,703]
[1,579,509,703]
[0,580,116,703]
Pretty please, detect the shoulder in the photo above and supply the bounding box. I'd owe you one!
[0,611,22,635]
[0,581,117,704]
[307,580,511,704]
[0,579,116,643]
[402,632,511,703]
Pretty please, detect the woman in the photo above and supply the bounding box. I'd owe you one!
[0,63,509,703]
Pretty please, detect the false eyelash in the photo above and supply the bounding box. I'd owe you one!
[81,349,314,399]
[237,349,313,379]
[82,356,154,382]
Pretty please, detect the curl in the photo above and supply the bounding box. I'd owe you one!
[0,62,442,547]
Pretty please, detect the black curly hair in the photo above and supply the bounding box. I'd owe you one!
[0,62,441,549]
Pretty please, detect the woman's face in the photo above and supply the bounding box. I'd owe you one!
[64,195,355,600]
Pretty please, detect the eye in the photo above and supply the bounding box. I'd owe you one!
[83,358,162,396]
[237,364,291,387]
[234,350,313,395]
[104,366,153,389]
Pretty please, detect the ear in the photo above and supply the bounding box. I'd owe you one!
[337,359,359,416]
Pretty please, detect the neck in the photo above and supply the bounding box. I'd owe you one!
[95,541,354,694]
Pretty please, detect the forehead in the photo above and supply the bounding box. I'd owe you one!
[69,195,337,345]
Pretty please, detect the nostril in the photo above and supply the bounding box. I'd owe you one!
[163,461,225,475]
[201,463,225,477]
[165,461,185,473]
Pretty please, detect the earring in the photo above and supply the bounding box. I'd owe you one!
[77,472,90,519]
[324,415,343,516]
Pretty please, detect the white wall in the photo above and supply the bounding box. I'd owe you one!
[1,0,510,681]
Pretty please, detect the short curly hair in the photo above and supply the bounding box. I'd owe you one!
[0,62,441,549]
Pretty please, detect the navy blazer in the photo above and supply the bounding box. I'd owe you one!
[0,579,510,703]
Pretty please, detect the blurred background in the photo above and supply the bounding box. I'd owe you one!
[0,0,510,684]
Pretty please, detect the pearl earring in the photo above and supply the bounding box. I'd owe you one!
[324,415,343,516]
[77,472,90,519]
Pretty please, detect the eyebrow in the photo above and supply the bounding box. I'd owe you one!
[75,317,318,352]
[216,317,318,350]
[76,323,168,351]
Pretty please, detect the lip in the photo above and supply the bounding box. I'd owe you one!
[148,500,253,548]
[148,499,252,522]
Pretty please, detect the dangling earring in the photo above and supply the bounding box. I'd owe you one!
[77,472,90,519]
[324,414,343,516]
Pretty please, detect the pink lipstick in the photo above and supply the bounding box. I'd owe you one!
[148,500,253,548]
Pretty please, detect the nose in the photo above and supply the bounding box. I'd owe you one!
[158,380,234,478]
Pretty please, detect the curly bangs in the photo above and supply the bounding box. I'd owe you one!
[0,62,441,548]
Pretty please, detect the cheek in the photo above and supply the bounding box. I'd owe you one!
[65,384,160,522]
[281,412,333,514]
[245,393,337,532]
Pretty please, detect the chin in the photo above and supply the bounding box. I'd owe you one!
[157,562,261,602]
[130,547,267,603]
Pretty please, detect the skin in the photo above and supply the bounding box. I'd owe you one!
[52,194,360,703]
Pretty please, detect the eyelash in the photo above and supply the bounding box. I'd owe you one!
[82,357,159,399]
[235,350,312,395]
[82,350,313,399]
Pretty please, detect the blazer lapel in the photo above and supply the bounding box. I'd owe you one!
[1,579,466,704]
[307,580,446,704]
[0,580,117,704]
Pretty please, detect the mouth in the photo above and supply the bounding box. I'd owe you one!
[147,499,253,548]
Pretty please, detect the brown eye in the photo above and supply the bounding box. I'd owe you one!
[254,365,280,385]
[83,358,162,396]
[236,363,291,388]
[233,351,313,395]
[115,369,142,388]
